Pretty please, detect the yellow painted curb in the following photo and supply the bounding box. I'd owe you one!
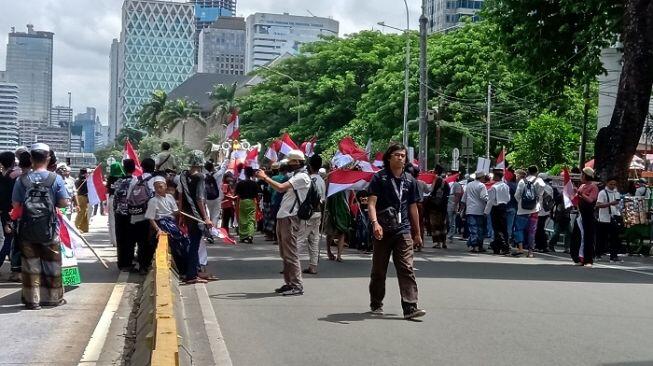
[151,234,180,366]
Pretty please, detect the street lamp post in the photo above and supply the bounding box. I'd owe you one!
[260,66,301,125]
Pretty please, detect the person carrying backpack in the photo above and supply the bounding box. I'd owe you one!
[535,173,555,252]
[11,144,70,310]
[126,158,156,274]
[297,154,326,275]
[204,160,227,232]
[548,184,572,253]
[255,149,310,296]
[513,165,545,257]
[113,159,137,271]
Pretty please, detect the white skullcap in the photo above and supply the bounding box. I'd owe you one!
[30,143,50,152]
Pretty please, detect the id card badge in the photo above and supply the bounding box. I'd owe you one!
[397,210,402,224]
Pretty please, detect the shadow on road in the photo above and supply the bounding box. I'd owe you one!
[318,312,404,324]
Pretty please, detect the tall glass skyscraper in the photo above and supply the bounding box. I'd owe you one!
[5,24,53,124]
[118,0,195,127]
[0,80,20,150]
[191,0,237,65]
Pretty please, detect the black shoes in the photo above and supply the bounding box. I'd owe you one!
[404,306,426,320]
[274,284,292,293]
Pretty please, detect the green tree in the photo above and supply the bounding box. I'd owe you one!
[136,89,167,136]
[158,99,204,145]
[115,126,145,148]
[510,113,579,170]
[207,82,238,141]
[483,0,653,185]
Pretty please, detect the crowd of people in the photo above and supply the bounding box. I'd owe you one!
[0,139,646,316]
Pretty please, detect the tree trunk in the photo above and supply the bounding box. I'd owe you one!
[595,0,653,188]
[182,120,186,145]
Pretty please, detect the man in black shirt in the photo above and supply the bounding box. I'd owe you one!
[367,143,425,320]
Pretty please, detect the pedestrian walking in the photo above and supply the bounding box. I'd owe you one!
[75,168,89,233]
[505,168,518,246]
[204,160,227,232]
[12,143,70,310]
[485,171,510,254]
[256,149,310,296]
[127,158,156,274]
[572,167,598,267]
[298,154,326,275]
[446,172,463,243]
[548,185,572,253]
[235,167,260,243]
[113,159,137,271]
[535,173,554,252]
[221,173,237,234]
[425,171,449,248]
[513,166,545,257]
[106,162,124,247]
[178,150,214,284]
[461,170,489,253]
[0,151,21,282]
[596,176,622,263]
[367,143,425,320]
[57,164,76,220]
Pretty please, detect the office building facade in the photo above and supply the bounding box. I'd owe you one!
[108,38,121,142]
[5,24,53,123]
[191,0,236,64]
[245,12,339,71]
[74,107,100,153]
[198,17,246,74]
[51,105,72,127]
[118,0,195,127]
[0,81,20,151]
[427,0,483,33]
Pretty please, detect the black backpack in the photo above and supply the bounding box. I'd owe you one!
[294,177,321,220]
[113,177,132,215]
[521,179,537,210]
[428,179,448,208]
[541,188,555,212]
[205,173,220,200]
[19,173,57,243]
[127,176,154,215]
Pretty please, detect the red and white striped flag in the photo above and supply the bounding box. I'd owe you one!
[265,140,281,162]
[87,164,107,206]
[225,111,240,140]
[245,145,260,170]
[279,133,298,155]
[58,211,84,251]
[210,227,236,245]
[300,137,317,157]
[496,147,506,170]
[327,169,375,197]
[445,173,460,183]
[562,168,577,209]
[123,139,142,176]
[418,172,437,186]
[339,136,369,162]
[373,152,383,168]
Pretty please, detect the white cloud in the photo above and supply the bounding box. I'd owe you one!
[0,0,422,129]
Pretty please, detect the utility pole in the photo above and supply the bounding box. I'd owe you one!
[418,0,428,170]
[486,83,491,159]
[401,0,410,148]
[579,81,590,171]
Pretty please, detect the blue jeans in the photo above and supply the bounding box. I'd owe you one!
[447,211,457,238]
[506,207,517,243]
[466,215,485,248]
[514,214,538,250]
[485,214,494,239]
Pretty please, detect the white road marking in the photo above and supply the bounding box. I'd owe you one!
[77,271,128,365]
[196,284,233,366]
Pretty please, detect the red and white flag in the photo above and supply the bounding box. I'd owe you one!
[339,137,369,162]
[496,147,506,170]
[327,169,375,197]
[225,111,240,140]
[123,139,142,176]
[418,172,437,186]
[562,168,578,209]
[300,137,317,158]
[58,212,84,251]
[210,227,236,245]
[245,145,260,170]
[372,152,383,168]
[87,164,107,206]
[279,133,298,155]
[265,140,281,162]
[445,173,460,183]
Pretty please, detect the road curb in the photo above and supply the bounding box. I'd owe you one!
[196,284,233,366]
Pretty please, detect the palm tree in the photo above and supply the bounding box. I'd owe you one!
[158,98,205,145]
[136,89,167,136]
[208,82,238,137]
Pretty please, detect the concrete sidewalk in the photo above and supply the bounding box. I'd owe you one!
[0,214,136,365]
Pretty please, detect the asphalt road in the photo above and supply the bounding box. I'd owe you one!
[204,235,653,366]
[0,214,123,366]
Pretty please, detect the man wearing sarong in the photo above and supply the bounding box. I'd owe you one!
[235,167,260,243]
[12,143,70,310]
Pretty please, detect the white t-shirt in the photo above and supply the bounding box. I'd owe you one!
[597,188,621,223]
[310,173,326,219]
[145,194,179,220]
[277,170,311,219]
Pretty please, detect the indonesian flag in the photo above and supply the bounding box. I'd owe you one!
[418,172,437,186]
[445,173,460,183]
[300,137,317,158]
[210,227,236,245]
[123,139,142,177]
[562,168,578,209]
[279,133,298,155]
[58,211,84,251]
[87,164,107,206]
[327,169,375,197]
[373,152,383,168]
[265,140,281,162]
[225,111,240,140]
[229,149,247,173]
[339,137,369,162]
[245,146,260,170]
[504,168,515,183]
[496,148,506,170]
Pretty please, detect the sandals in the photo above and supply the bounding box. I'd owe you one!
[198,272,219,281]
[184,277,208,284]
